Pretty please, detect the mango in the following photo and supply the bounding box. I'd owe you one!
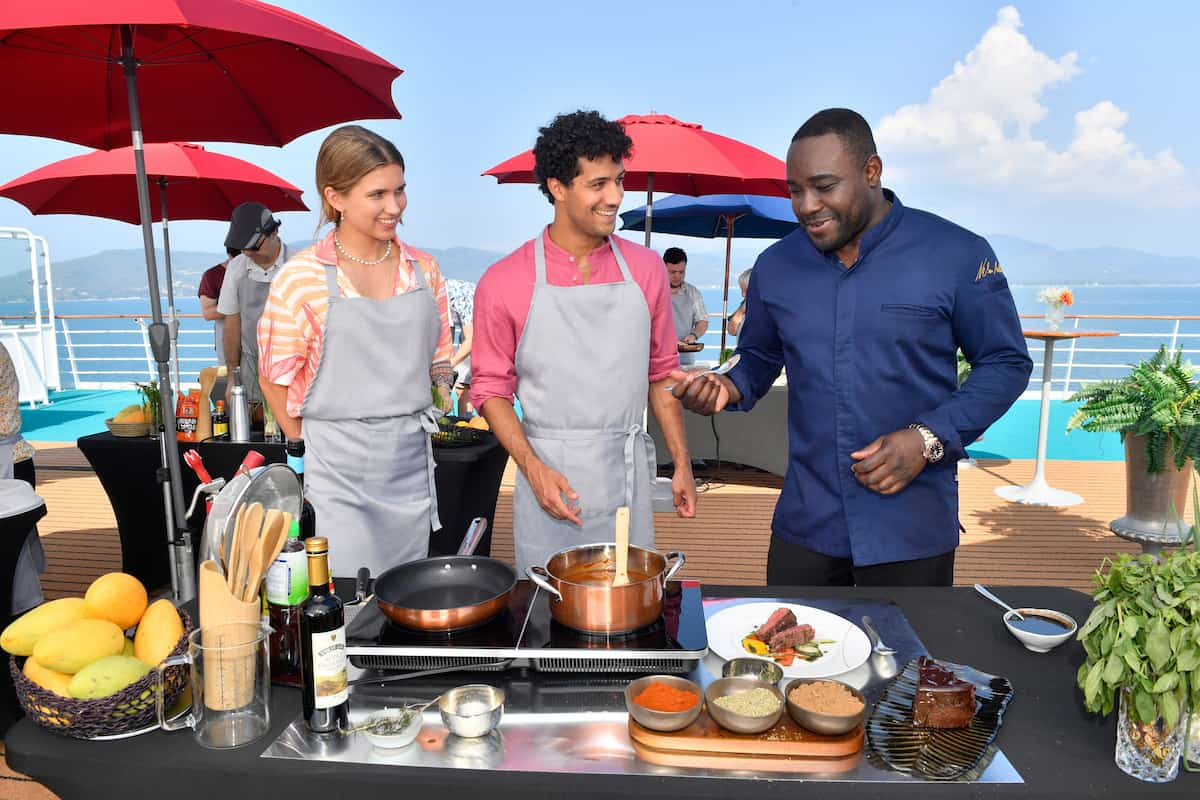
[85,572,147,630]
[23,657,74,697]
[467,416,490,431]
[33,618,125,674]
[1,597,88,656]
[122,637,135,657]
[113,404,148,423]
[133,599,184,666]
[68,655,151,700]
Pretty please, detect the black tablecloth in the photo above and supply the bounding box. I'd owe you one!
[77,432,508,591]
[6,585,1190,799]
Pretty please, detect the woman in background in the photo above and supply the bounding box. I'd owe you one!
[258,125,453,577]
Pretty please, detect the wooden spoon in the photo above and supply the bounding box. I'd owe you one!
[243,509,291,601]
[225,504,247,592]
[233,502,265,599]
[612,506,631,587]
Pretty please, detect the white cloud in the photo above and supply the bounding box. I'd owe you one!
[877,6,1198,204]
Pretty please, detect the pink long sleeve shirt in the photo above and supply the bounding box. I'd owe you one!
[470,228,680,410]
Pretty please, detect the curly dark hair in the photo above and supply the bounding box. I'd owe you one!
[533,110,633,205]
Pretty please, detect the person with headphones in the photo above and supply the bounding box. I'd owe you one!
[219,202,291,414]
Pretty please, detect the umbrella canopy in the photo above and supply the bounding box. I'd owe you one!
[619,193,798,239]
[483,113,787,246]
[621,194,801,356]
[0,0,402,603]
[0,142,307,223]
[0,1,402,149]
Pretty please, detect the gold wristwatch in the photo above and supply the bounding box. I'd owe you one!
[908,423,945,463]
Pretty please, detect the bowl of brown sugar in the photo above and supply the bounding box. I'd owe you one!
[784,678,868,735]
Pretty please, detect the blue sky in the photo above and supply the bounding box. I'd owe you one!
[0,0,1196,264]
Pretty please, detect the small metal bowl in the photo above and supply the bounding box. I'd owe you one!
[722,656,784,685]
[438,684,504,738]
[624,675,703,732]
[362,707,423,749]
[784,678,868,736]
[704,676,784,735]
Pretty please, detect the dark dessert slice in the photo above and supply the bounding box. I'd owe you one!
[769,623,815,651]
[754,607,797,641]
[913,656,976,728]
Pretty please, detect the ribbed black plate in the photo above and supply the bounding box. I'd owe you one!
[866,658,1014,781]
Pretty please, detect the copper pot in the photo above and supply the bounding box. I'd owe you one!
[526,543,685,634]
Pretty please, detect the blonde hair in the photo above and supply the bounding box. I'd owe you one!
[314,125,405,231]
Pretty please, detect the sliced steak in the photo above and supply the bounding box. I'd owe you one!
[754,607,797,641]
[769,623,815,650]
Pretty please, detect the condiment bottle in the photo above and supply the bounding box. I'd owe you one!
[299,537,348,733]
[266,520,307,685]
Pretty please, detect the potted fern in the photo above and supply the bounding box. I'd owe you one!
[1067,346,1199,549]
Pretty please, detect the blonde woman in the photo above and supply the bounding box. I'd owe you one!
[258,126,453,576]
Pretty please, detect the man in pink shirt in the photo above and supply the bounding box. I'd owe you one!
[473,110,696,569]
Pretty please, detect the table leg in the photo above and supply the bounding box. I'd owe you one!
[994,338,1083,507]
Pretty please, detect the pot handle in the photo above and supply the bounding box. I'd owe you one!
[526,565,562,603]
[662,551,686,583]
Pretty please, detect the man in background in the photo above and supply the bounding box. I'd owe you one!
[446,278,477,415]
[218,202,290,411]
[664,247,708,365]
[198,246,238,366]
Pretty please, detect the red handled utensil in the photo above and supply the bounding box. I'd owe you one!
[183,449,213,484]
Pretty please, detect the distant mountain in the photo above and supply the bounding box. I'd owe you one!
[1,234,1195,301]
[0,241,506,301]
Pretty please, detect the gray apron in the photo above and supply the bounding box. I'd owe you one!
[300,259,442,577]
[512,233,657,569]
[671,288,697,365]
[1,440,45,614]
[237,245,287,403]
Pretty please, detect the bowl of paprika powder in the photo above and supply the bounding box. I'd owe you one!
[624,675,703,732]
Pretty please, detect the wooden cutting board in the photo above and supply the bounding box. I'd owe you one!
[631,739,861,775]
[629,710,863,758]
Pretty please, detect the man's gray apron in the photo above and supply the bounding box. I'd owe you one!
[1,438,45,614]
[671,287,697,366]
[300,260,442,577]
[237,245,287,403]
[512,234,657,569]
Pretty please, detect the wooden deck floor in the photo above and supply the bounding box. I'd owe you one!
[2,445,1150,798]
[26,442,1143,599]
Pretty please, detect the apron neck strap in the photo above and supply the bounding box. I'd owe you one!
[323,254,427,303]
[534,231,632,285]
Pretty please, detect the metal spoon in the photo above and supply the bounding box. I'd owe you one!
[663,353,741,391]
[861,615,896,655]
[974,583,1025,621]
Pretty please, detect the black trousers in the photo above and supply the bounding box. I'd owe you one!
[14,458,36,489]
[766,536,955,587]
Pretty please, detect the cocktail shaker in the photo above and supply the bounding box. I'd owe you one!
[229,366,251,442]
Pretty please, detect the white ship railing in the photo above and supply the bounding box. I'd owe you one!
[0,311,1195,396]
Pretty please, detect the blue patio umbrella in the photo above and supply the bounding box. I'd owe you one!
[621,194,800,354]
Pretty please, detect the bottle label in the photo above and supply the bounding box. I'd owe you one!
[266,550,309,606]
[310,626,348,708]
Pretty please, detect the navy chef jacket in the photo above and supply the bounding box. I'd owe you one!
[727,191,1032,566]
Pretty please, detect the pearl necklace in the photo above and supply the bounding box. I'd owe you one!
[333,232,392,266]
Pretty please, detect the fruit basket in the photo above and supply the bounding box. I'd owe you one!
[104,417,151,438]
[432,416,490,447]
[9,608,193,739]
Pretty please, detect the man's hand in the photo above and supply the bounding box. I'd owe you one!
[672,461,697,518]
[682,333,697,344]
[523,458,582,525]
[669,369,739,416]
[850,428,927,495]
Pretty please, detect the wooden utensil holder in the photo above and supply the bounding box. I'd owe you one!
[198,560,261,711]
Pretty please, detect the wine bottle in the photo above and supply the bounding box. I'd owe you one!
[285,438,318,541]
[299,537,348,733]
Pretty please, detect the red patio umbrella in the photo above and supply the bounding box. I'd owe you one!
[483,113,788,246]
[0,141,309,392]
[0,0,402,602]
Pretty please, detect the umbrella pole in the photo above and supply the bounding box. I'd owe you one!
[643,174,654,249]
[158,178,182,398]
[121,26,194,603]
[719,216,734,358]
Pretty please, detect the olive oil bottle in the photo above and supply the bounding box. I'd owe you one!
[299,537,348,733]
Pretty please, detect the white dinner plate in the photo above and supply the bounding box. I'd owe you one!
[706,601,872,679]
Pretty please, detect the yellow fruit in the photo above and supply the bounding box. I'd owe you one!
[68,655,152,700]
[23,657,74,697]
[33,618,125,674]
[467,416,490,431]
[85,572,148,630]
[122,637,135,657]
[113,404,148,423]
[133,599,184,666]
[1,597,88,656]
[455,420,470,427]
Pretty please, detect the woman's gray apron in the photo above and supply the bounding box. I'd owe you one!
[300,259,442,577]
[237,245,287,403]
[512,233,657,569]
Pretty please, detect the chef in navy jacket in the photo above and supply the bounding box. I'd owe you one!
[672,109,1032,586]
